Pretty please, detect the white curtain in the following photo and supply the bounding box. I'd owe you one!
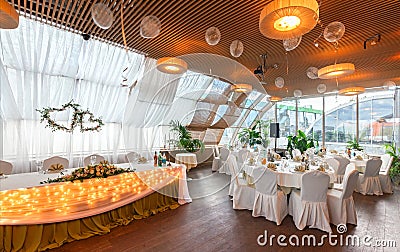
[123,70,213,153]
[0,17,145,173]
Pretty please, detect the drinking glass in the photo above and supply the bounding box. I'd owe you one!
[90,155,96,165]
[36,160,44,174]
[285,151,291,160]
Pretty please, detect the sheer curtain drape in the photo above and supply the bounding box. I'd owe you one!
[0,17,145,173]
[123,68,213,154]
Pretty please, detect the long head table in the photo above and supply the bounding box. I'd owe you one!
[0,162,191,225]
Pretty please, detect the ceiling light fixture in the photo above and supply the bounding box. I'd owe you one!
[269,96,282,102]
[318,63,355,79]
[156,57,188,74]
[259,0,319,40]
[231,84,253,93]
[0,0,19,29]
[338,86,365,96]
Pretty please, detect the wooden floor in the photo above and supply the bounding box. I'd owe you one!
[57,164,400,252]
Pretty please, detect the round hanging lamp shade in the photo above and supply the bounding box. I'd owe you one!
[156,57,188,74]
[231,84,252,93]
[259,0,319,40]
[0,0,19,29]
[338,86,365,96]
[318,63,355,79]
[269,96,282,102]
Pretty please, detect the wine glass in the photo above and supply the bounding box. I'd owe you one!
[285,151,291,160]
[90,155,96,165]
[36,160,44,174]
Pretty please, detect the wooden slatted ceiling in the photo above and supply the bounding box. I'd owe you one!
[8,0,400,98]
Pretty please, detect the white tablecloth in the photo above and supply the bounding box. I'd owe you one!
[175,153,197,170]
[243,161,335,189]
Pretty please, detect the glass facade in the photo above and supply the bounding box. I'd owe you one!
[224,89,398,155]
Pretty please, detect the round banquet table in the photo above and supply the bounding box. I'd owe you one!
[175,153,197,170]
[243,161,335,189]
[350,158,367,173]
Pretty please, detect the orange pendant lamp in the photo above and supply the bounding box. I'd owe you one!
[0,0,19,29]
[259,0,319,40]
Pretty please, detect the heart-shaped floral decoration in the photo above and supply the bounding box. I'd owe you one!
[36,100,104,133]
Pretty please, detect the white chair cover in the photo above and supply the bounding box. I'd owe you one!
[355,159,383,195]
[379,154,393,194]
[227,154,255,210]
[289,170,332,233]
[211,145,221,172]
[237,149,249,171]
[327,170,359,226]
[83,154,105,167]
[292,149,301,157]
[252,168,288,225]
[325,157,340,174]
[0,160,13,175]
[43,156,69,170]
[125,152,140,163]
[217,147,231,174]
[333,156,350,183]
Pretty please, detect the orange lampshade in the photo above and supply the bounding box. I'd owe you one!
[156,57,188,74]
[0,0,19,29]
[231,83,252,93]
[338,86,365,96]
[318,63,355,79]
[259,0,319,40]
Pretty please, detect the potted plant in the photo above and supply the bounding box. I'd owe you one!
[347,138,363,151]
[238,120,264,148]
[169,120,204,153]
[384,143,400,185]
[287,130,316,156]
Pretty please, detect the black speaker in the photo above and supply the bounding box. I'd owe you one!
[270,123,280,138]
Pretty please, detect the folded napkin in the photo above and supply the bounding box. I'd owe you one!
[293,155,302,162]
[138,156,148,164]
[294,165,306,172]
[267,162,277,170]
[48,163,64,172]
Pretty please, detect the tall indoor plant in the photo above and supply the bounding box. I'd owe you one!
[169,120,204,153]
[384,143,400,185]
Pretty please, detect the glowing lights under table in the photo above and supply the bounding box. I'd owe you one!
[0,164,191,225]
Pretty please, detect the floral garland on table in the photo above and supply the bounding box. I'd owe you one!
[36,100,104,133]
[40,160,134,184]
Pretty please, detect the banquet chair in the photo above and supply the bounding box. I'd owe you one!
[227,154,255,210]
[355,159,383,195]
[0,160,13,175]
[237,149,249,171]
[125,152,140,163]
[327,170,359,226]
[83,154,105,167]
[43,156,69,171]
[217,147,230,174]
[325,157,340,178]
[333,155,350,183]
[289,170,332,233]
[292,149,301,157]
[379,154,394,194]
[252,168,288,225]
[211,145,221,172]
